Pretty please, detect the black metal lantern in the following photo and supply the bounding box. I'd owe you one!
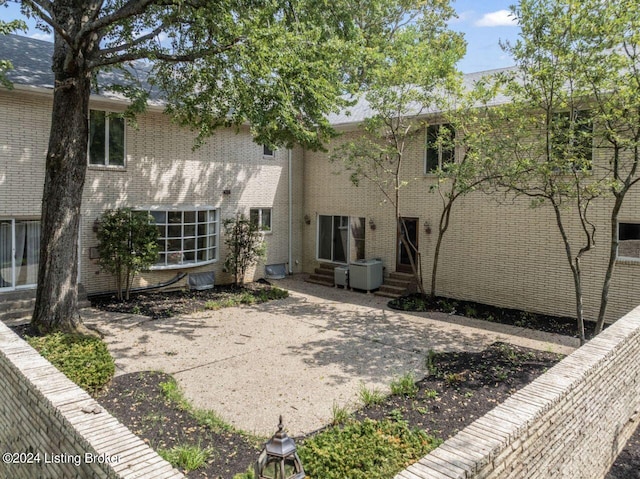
[254,416,305,479]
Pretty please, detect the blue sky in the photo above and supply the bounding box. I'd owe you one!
[0,0,520,74]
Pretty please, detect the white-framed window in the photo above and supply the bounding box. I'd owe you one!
[138,207,219,269]
[317,215,365,263]
[0,218,40,290]
[425,123,455,174]
[618,222,640,261]
[250,208,272,232]
[263,144,274,157]
[89,110,125,167]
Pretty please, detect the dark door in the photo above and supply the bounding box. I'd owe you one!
[397,217,418,273]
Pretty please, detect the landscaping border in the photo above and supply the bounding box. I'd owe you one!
[0,321,184,479]
[395,306,640,479]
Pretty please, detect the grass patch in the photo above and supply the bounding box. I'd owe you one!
[26,332,114,394]
[390,373,418,398]
[204,286,288,310]
[359,384,386,406]
[298,418,441,479]
[158,443,212,472]
[330,402,352,426]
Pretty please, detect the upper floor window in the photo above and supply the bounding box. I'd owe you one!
[89,110,125,167]
[425,124,455,174]
[551,110,593,170]
[263,144,274,157]
[250,208,272,232]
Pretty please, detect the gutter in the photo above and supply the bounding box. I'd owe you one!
[288,148,293,274]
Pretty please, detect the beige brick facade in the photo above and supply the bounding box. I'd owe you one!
[0,89,304,295]
[2,84,640,323]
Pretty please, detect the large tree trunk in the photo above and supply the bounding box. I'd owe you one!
[31,35,93,335]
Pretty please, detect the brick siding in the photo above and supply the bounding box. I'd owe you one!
[395,306,640,479]
[0,321,184,478]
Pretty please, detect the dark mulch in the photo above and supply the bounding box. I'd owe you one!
[92,342,639,479]
[96,371,261,478]
[389,293,599,339]
[89,281,280,319]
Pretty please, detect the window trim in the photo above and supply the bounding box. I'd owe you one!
[250,207,273,233]
[88,109,126,168]
[424,123,456,175]
[617,221,640,263]
[262,144,275,158]
[135,206,219,270]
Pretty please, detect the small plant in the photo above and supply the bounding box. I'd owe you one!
[464,391,474,398]
[27,333,115,394]
[425,349,439,376]
[463,304,477,317]
[223,214,266,285]
[359,384,386,406]
[423,389,438,399]
[444,372,465,385]
[416,406,429,415]
[96,208,159,301]
[492,366,508,382]
[233,469,255,479]
[158,443,212,472]
[330,402,352,426]
[159,378,191,410]
[390,373,418,398]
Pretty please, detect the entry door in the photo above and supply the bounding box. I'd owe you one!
[397,217,418,273]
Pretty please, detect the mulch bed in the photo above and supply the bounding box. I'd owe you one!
[94,341,640,478]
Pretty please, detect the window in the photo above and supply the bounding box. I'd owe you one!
[0,219,40,290]
[250,208,272,232]
[139,207,218,268]
[89,110,125,166]
[317,215,365,263]
[551,110,593,170]
[263,144,274,157]
[618,222,640,260]
[425,124,455,173]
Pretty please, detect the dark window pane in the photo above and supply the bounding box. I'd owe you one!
[184,211,196,223]
[108,115,125,166]
[89,110,106,165]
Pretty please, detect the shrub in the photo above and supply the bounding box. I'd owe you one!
[96,208,159,301]
[298,418,441,479]
[27,333,114,394]
[223,214,266,285]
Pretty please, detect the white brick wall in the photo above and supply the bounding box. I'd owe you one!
[395,306,640,479]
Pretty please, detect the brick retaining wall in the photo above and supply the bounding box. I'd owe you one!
[395,306,640,479]
[0,321,184,479]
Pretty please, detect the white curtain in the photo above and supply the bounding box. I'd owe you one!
[14,220,40,287]
[0,221,12,288]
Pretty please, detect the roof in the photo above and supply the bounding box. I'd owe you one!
[0,34,160,105]
[1,33,513,125]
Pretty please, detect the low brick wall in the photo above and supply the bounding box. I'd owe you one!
[396,306,640,479]
[0,321,184,479]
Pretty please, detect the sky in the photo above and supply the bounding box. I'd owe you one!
[0,0,521,74]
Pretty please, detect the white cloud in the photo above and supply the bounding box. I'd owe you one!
[450,10,474,24]
[30,32,53,42]
[475,10,517,27]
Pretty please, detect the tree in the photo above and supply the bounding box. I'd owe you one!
[96,208,159,301]
[479,0,613,344]
[1,0,368,334]
[330,0,465,295]
[223,214,266,286]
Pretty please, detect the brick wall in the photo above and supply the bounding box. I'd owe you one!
[303,126,640,323]
[0,321,184,479]
[395,306,640,479]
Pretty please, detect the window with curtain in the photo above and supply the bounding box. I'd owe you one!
[89,110,125,166]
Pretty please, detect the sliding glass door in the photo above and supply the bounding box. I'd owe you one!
[0,219,40,290]
[317,215,365,264]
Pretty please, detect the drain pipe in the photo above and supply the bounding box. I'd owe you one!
[288,148,293,274]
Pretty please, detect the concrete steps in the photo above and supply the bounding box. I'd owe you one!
[305,263,336,287]
[375,272,416,299]
[0,286,91,326]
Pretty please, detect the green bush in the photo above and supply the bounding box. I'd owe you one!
[298,418,441,479]
[27,333,115,394]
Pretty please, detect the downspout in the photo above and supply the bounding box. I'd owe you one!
[288,148,293,274]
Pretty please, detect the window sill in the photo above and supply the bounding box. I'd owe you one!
[616,257,640,265]
[88,164,127,172]
[150,259,217,271]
